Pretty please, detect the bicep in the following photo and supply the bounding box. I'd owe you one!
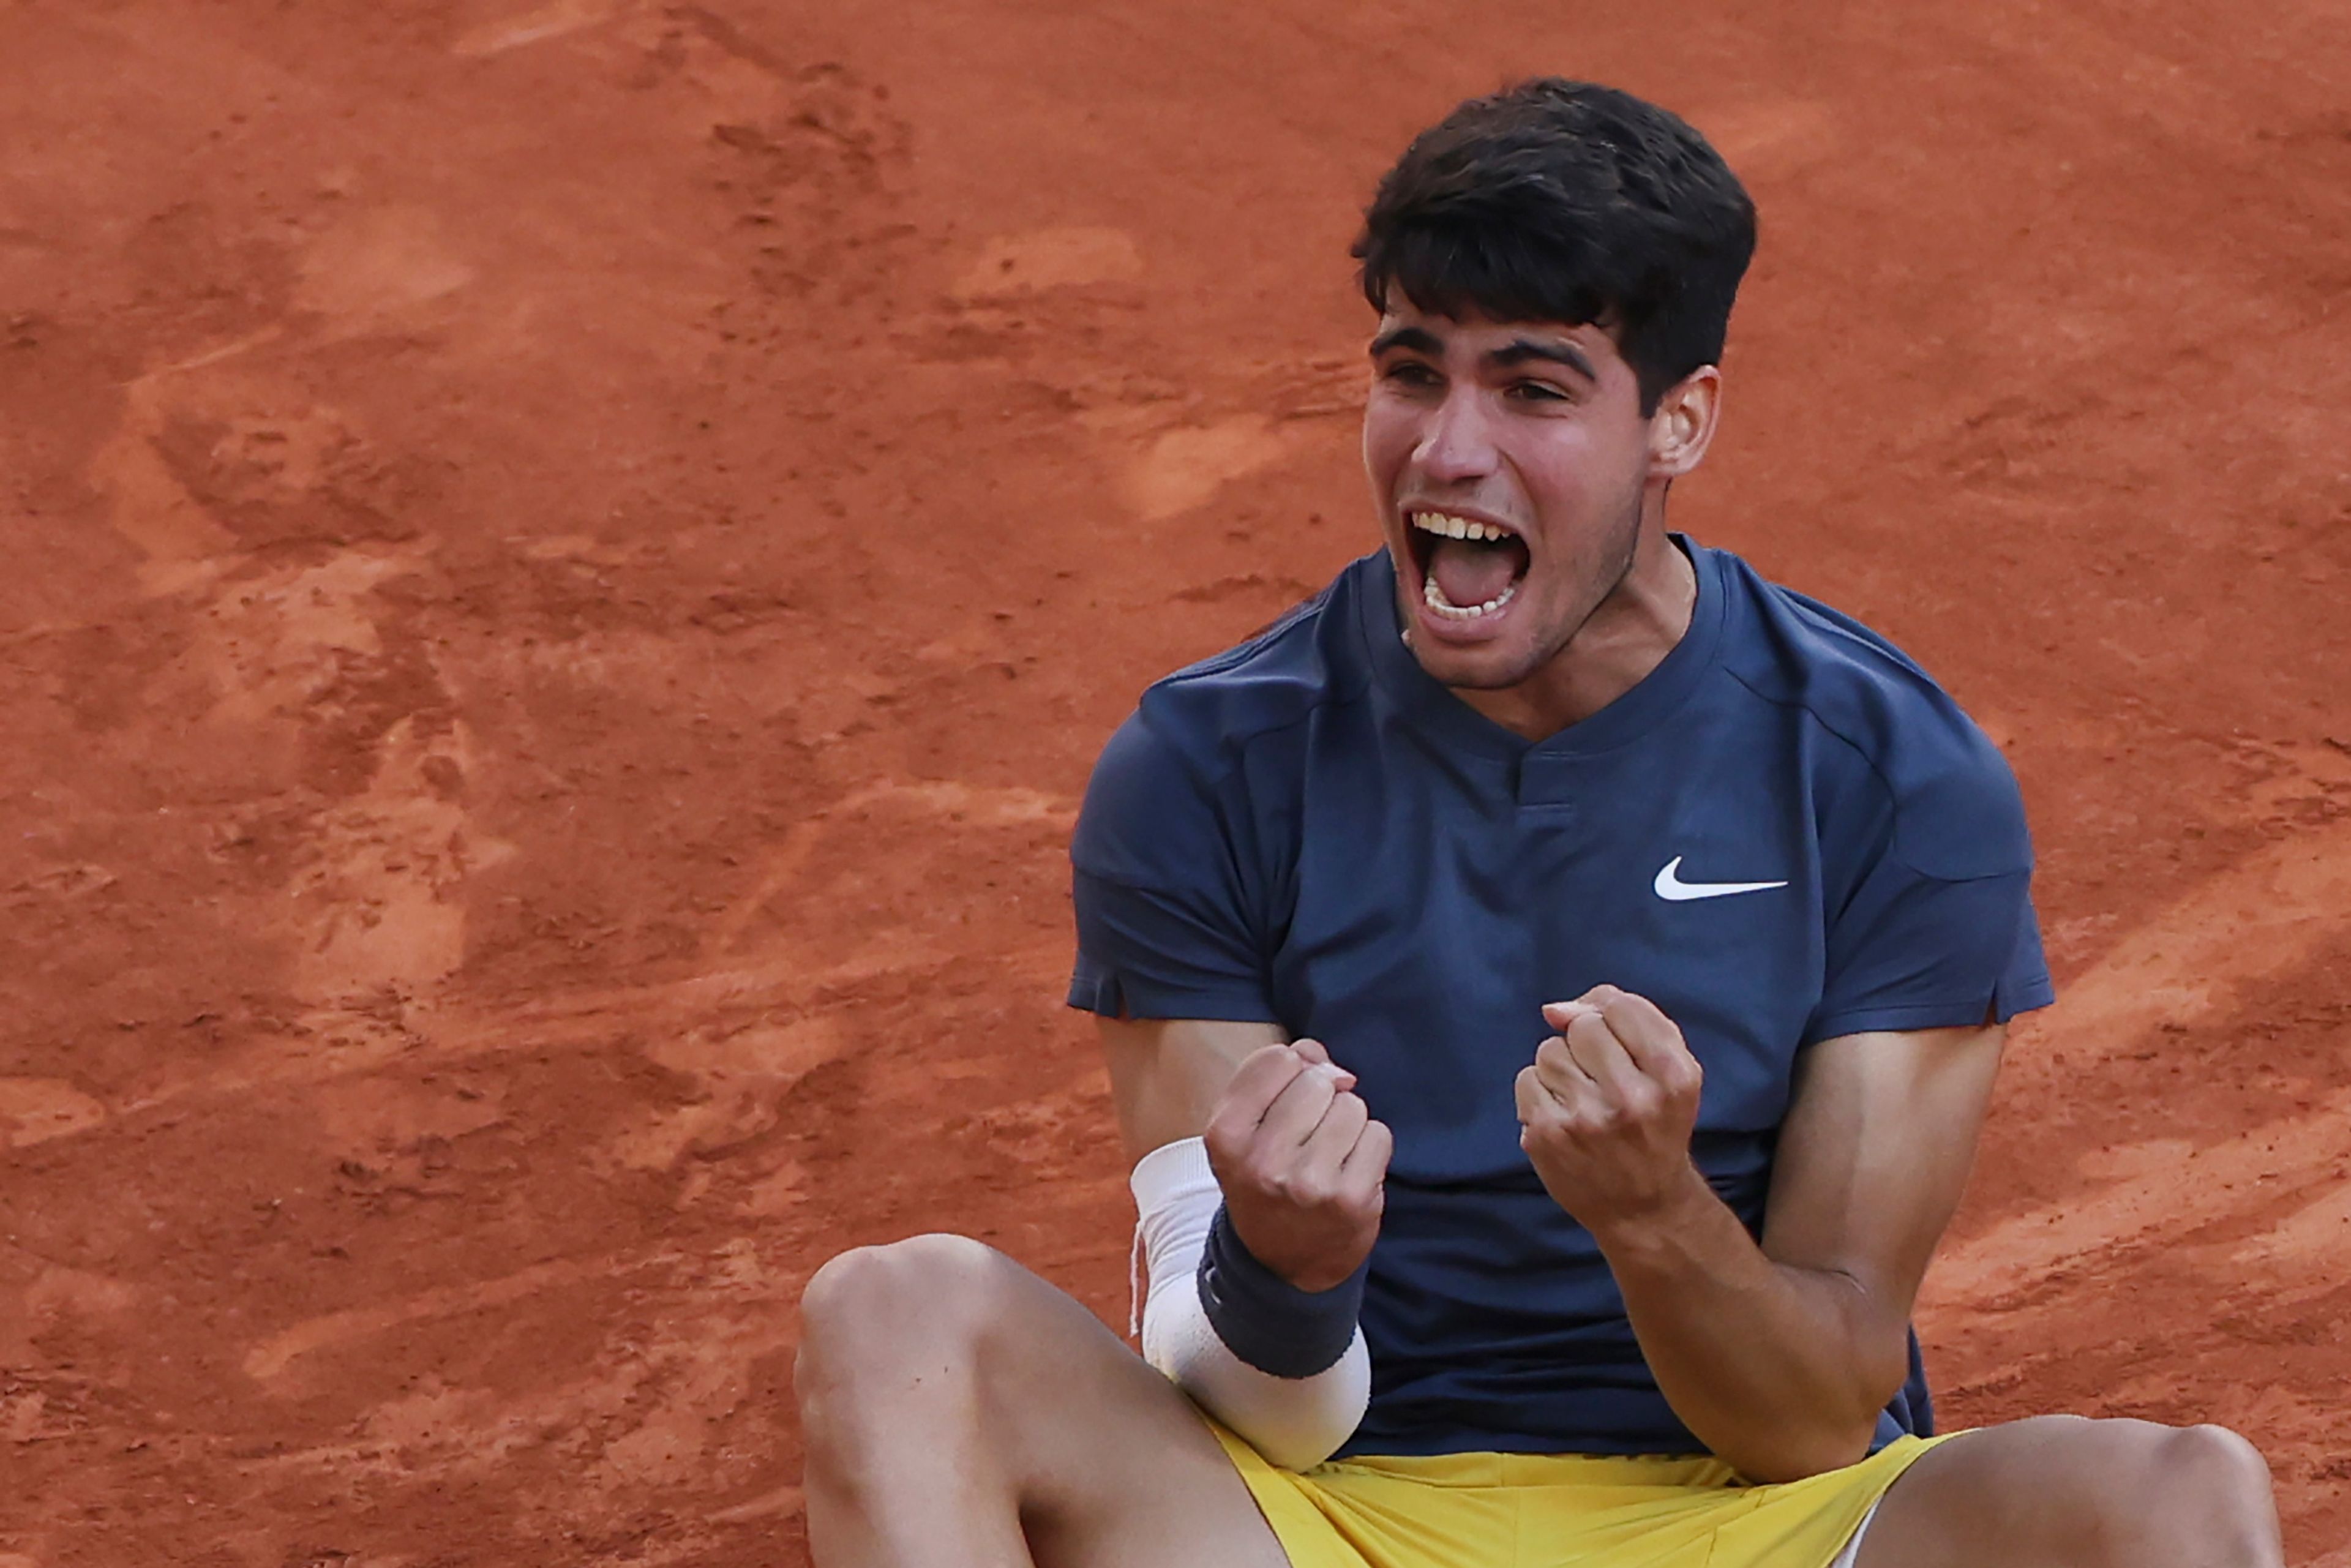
[1760,1023,2007,1343]
[1099,1014,1289,1162]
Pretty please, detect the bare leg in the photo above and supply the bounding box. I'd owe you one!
[795,1232,1292,1568]
[1856,1414,2281,1568]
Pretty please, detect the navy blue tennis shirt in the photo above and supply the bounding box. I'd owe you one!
[1068,539,2055,1459]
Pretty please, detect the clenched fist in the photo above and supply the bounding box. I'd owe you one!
[1515,986,1706,1236]
[1204,1039,1393,1292]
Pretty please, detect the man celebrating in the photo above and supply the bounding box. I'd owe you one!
[794,80,2282,1567]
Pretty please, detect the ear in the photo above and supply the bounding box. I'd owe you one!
[1646,365,1722,481]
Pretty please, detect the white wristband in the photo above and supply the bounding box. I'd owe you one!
[1128,1137,1370,1470]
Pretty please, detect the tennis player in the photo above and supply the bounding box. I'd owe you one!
[794,78,2282,1568]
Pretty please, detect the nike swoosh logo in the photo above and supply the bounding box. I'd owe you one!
[1652,855,1790,902]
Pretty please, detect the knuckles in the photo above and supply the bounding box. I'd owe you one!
[1260,1169,1330,1206]
[1252,1168,1374,1220]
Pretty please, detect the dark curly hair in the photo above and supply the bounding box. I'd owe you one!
[1354,80,1758,413]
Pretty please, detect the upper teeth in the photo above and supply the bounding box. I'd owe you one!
[1412,511,1509,543]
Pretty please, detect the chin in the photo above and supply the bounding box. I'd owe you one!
[1404,630,1544,692]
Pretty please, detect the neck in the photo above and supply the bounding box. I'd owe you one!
[1451,518,1698,741]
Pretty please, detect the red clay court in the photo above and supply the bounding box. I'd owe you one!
[2,1,2348,1563]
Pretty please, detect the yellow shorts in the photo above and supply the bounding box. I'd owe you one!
[1207,1420,1957,1568]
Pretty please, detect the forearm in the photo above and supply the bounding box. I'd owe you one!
[1594,1166,1904,1482]
[1131,1137,1370,1469]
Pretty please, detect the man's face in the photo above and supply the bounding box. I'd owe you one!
[1362,306,1662,692]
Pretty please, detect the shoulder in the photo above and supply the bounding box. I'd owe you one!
[1111,553,1379,787]
[1706,546,2030,880]
[1075,555,1376,866]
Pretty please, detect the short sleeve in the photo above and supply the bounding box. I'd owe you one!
[1067,712,1280,1022]
[1804,739,2057,1045]
[1805,866,2055,1044]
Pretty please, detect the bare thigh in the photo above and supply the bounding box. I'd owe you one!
[1855,1414,2281,1568]
[797,1232,1290,1568]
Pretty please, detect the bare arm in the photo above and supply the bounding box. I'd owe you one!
[1517,989,2004,1482]
[1098,1015,1289,1163]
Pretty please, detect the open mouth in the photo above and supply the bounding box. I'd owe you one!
[1405,509,1531,622]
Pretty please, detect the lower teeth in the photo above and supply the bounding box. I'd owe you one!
[1423,575,1518,620]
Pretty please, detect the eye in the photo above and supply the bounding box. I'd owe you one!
[1379,361,1441,389]
[1506,380,1573,404]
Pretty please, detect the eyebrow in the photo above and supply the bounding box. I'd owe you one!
[1490,338,1599,383]
[1368,324,1444,359]
[1367,326,1599,384]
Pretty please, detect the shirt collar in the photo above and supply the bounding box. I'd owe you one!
[1353,534,1730,760]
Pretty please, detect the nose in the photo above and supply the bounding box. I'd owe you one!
[1414,384,1500,486]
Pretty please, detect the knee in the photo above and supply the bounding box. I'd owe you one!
[795,1233,1019,1416]
[2143,1424,2277,1545]
[2071,1420,2278,1565]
